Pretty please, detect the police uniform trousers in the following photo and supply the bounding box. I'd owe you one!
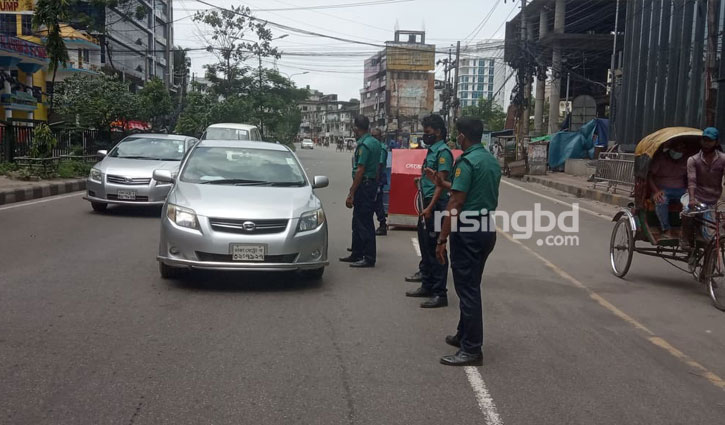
[418,197,449,297]
[351,179,377,263]
[450,227,496,354]
[374,184,387,225]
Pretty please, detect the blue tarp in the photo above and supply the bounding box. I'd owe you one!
[548,119,609,169]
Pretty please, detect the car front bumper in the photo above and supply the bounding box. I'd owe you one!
[158,214,328,271]
[85,178,171,206]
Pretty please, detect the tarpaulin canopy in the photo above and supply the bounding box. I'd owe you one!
[547,119,609,169]
[634,127,702,158]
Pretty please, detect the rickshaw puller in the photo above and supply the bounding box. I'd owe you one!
[682,127,725,249]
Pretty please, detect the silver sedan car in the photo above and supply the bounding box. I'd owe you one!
[84,134,198,211]
[155,140,329,279]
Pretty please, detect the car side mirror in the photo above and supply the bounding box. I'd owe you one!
[153,169,175,183]
[312,176,329,189]
[97,150,107,158]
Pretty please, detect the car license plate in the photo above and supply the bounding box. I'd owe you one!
[231,244,265,261]
[117,190,136,200]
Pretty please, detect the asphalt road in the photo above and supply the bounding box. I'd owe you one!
[1,145,724,424]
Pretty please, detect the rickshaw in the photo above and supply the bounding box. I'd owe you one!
[609,127,725,311]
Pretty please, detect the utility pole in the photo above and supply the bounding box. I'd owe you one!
[518,0,528,150]
[452,41,461,125]
[705,0,718,125]
[258,52,264,136]
[609,0,620,139]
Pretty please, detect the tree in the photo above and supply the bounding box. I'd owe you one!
[33,0,70,115]
[193,5,280,94]
[138,77,172,131]
[461,98,508,132]
[55,74,140,145]
[174,90,214,137]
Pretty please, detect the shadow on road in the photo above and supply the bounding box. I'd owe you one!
[167,269,325,293]
[89,205,163,218]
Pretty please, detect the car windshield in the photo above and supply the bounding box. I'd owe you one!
[181,147,307,186]
[109,137,186,160]
[203,128,250,141]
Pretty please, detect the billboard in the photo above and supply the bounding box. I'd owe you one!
[386,43,434,71]
[0,0,34,14]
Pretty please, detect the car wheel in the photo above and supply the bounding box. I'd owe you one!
[159,262,183,279]
[91,202,108,212]
[300,267,324,280]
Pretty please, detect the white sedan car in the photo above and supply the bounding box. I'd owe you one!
[301,139,314,149]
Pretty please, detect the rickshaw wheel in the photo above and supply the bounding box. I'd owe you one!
[704,240,725,311]
[610,218,634,278]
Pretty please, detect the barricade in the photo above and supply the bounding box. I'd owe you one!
[591,152,635,194]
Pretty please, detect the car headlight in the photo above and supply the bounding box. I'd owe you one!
[89,168,103,183]
[167,204,199,230]
[298,208,325,232]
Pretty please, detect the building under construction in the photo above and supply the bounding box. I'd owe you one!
[506,0,725,151]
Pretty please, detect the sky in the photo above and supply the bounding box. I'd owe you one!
[172,0,520,101]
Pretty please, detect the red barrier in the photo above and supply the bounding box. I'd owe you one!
[388,148,461,228]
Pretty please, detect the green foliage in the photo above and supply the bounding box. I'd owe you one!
[174,90,214,137]
[33,0,70,113]
[58,160,93,178]
[138,77,173,131]
[31,124,58,158]
[461,98,507,132]
[55,74,140,144]
[0,161,19,175]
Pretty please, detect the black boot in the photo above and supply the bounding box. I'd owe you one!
[375,223,388,236]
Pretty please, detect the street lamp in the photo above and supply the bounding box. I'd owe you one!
[279,71,309,80]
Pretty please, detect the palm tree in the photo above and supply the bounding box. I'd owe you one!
[33,0,70,116]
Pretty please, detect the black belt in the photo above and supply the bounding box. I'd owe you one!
[362,177,376,182]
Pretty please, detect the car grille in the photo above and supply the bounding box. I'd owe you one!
[208,218,289,235]
[106,194,150,202]
[107,175,152,185]
[195,252,298,263]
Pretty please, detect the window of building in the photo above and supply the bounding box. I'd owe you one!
[472,92,479,99]
[21,15,32,35]
[462,92,468,99]
[0,14,16,36]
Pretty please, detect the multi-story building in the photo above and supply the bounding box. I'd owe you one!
[298,87,359,143]
[103,0,174,88]
[360,30,435,134]
[457,44,509,110]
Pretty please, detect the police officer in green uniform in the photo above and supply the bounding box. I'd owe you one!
[434,117,501,366]
[372,128,389,236]
[340,116,382,268]
[405,114,454,308]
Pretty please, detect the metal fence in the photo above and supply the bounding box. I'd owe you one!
[591,152,636,194]
[0,120,102,162]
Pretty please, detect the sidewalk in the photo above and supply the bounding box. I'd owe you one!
[522,173,633,207]
[0,176,86,206]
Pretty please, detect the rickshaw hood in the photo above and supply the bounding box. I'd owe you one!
[634,127,703,158]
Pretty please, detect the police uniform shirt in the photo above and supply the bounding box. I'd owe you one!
[352,133,382,179]
[451,143,502,213]
[421,139,454,200]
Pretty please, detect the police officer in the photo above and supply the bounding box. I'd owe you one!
[340,116,382,268]
[371,128,389,236]
[434,117,500,366]
[405,114,454,308]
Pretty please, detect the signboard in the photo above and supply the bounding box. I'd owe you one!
[385,44,434,72]
[0,0,34,14]
[0,34,47,59]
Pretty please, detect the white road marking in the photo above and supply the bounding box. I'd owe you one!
[501,178,611,221]
[411,237,421,257]
[0,192,83,211]
[409,235,503,423]
[464,366,503,425]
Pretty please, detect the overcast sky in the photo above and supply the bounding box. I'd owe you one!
[173,0,519,100]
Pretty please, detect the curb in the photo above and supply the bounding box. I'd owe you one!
[0,179,86,206]
[522,175,632,207]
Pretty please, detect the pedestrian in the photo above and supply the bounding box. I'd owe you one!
[405,114,454,309]
[371,128,389,236]
[340,115,382,268]
[435,117,501,366]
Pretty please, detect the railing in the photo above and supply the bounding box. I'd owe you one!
[0,121,103,162]
[591,152,635,194]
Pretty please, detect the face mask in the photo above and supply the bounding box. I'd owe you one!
[669,150,683,160]
[422,134,437,144]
